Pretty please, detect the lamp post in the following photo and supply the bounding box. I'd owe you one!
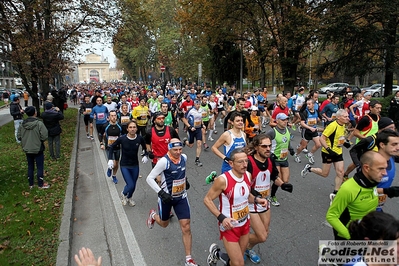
[0,62,5,87]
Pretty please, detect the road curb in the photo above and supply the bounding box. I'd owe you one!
[56,113,80,266]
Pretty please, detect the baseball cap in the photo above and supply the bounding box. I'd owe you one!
[276,113,289,120]
[250,106,258,111]
[364,92,372,97]
[378,117,394,129]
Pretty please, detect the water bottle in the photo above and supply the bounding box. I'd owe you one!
[219,219,238,232]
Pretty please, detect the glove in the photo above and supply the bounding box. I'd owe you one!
[186,180,190,190]
[223,156,231,164]
[326,147,339,157]
[383,187,399,198]
[289,148,295,156]
[148,151,154,159]
[343,140,351,149]
[141,156,148,164]
[281,183,293,193]
[158,190,173,204]
[107,160,114,169]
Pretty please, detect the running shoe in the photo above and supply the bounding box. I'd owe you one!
[219,118,223,125]
[112,176,118,184]
[86,134,90,139]
[208,136,214,142]
[306,153,315,164]
[213,130,218,134]
[291,124,296,131]
[302,148,309,154]
[127,197,136,207]
[182,137,188,147]
[294,154,301,163]
[90,136,94,141]
[185,258,198,266]
[39,183,51,189]
[245,248,261,264]
[121,191,127,206]
[204,143,209,150]
[207,243,220,266]
[195,159,203,167]
[205,171,217,184]
[269,196,280,207]
[107,168,112,177]
[147,209,156,229]
[301,164,311,177]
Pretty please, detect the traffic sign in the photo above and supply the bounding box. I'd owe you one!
[160,65,165,72]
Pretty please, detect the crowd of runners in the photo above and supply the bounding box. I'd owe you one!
[67,81,399,266]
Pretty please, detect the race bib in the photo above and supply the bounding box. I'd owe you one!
[85,108,92,114]
[378,193,387,207]
[97,113,105,120]
[307,117,317,126]
[171,179,186,197]
[337,136,345,147]
[194,120,201,127]
[202,112,207,118]
[255,184,270,198]
[120,116,130,124]
[331,113,337,120]
[108,136,118,146]
[232,204,249,222]
[280,148,288,159]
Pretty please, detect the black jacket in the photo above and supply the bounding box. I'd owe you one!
[10,101,23,120]
[41,109,64,136]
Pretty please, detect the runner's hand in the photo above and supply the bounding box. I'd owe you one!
[141,156,148,164]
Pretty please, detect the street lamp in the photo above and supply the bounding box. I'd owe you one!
[0,62,5,77]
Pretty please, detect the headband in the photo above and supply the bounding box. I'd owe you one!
[168,142,183,150]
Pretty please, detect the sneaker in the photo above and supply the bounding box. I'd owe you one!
[107,168,112,177]
[301,164,311,177]
[213,130,218,134]
[294,154,301,163]
[185,258,198,266]
[207,243,220,266]
[127,197,136,207]
[147,209,156,229]
[205,171,217,184]
[121,191,127,206]
[39,183,50,189]
[290,134,294,140]
[329,193,336,205]
[204,143,209,150]
[112,176,118,184]
[245,248,261,264]
[302,148,309,154]
[292,124,297,131]
[219,119,223,125]
[86,134,90,139]
[208,136,214,142]
[90,136,94,141]
[269,196,280,207]
[182,137,188,147]
[195,159,203,167]
[305,153,315,164]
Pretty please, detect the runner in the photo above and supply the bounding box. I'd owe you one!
[132,97,150,137]
[182,100,206,166]
[104,110,123,184]
[207,94,218,141]
[146,138,198,266]
[117,103,132,135]
[266,113,295,206]
[199,95,212,150]
[301,109,351,202]
[108,120,148,207]
[90,97,108,148]
[204,148,268,266]
[80,95,94,140]
[244,134,293,263]
[211,112,246,174]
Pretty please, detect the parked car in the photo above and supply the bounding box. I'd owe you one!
[366,85,399,97]
[336,85,361,96]
[319,83,349,94]
[360,84,382,92]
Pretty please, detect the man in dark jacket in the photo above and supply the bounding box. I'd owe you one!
[41,102,64,159]
[10,95,24,143]
[17,106,50,189]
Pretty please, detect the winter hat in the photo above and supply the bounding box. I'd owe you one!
[25,106,36,116]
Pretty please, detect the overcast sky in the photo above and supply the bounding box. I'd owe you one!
[78,42,117,68]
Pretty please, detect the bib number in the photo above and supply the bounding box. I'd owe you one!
[172,179,185,197]
[280,148,288,159]
[108,136,118,146]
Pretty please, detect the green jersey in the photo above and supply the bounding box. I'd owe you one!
[200,103,210,122]
[272,127,290,161]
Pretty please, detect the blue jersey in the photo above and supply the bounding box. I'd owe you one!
[222,130,246,173]
[161,154,187,199]
[91,105,109,125]
[376,157,395,211]
[287,98,293,109]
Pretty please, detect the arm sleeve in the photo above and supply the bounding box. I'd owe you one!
[265,129,276,140]
[146,158,168,193]
[325,186,354,240]
[224,112,232,130]
[349,137,372,167]
[270,158,279,181]
[170,127,180,139]
[246,111,255,127]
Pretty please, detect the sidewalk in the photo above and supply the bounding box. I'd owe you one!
[56,114,143,266]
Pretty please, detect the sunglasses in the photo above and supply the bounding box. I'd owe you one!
[156,117,165,120]
[259,144,272,148]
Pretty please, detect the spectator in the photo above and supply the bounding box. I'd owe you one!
[41,102,64,160]
[17,106,50,189]
[23,91,29,107]
[10,96,24,143]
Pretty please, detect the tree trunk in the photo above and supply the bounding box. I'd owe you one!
[279,49,300,93]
